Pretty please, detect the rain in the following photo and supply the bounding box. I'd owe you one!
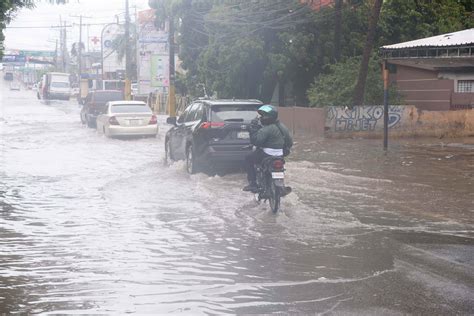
[1,0,473,314]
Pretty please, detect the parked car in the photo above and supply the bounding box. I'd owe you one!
[9,82,21,91]
[96,101,158,138]
[80,90,123,128]
[4,72,13,81]
[165,99,263,174]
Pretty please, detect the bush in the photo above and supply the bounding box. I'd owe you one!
[307,56,402,107]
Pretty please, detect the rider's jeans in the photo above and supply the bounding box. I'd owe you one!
[245,149,269,184]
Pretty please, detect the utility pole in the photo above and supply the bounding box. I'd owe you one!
[87,24,90,53]
[168,12,176,117]
[55,39,58,70]
[124,0,132,100]
[63,21,68,72]
[71,15,91,94]
[59,16,64,72]
[383,60,389,150]
[78,15,83,81]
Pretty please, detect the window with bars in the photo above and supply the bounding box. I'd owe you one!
[457,80,474,93]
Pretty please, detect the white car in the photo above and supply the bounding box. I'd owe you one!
[96,101,158,138]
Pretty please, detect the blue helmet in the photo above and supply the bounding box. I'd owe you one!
[257,104,278,124]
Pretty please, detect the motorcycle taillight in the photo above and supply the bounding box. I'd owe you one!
[272,159,284,170]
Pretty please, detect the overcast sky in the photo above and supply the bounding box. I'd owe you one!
[4,0,150,52]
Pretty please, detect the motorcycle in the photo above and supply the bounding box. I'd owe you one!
[254,153,291,213]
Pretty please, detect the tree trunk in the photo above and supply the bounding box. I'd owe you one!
[278,81,285,107]
[333,0,343,63]
[352,0,383,106]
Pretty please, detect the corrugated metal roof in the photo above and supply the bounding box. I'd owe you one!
[381,28,474,50]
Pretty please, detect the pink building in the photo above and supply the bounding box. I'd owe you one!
[381,29,474,111]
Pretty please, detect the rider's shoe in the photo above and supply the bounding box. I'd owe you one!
[281,186,292,196]
[243,183,258,192]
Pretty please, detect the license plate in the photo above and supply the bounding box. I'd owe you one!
[272,172,285,179]
[129,119,140,126]
[237,131,249,139]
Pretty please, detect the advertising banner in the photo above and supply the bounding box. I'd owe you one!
[137,9,169,95]
[151,54,169,88]
[2,55,26,64]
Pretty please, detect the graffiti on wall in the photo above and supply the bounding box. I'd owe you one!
[327,106,404,132]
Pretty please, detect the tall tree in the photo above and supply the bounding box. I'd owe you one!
[352,0,383,106]
[110,24,138,80]
[333,0,342,62]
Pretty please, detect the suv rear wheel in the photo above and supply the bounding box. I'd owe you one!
[164,139,173,166]
[186,144,200,174]
[86,115,95,128]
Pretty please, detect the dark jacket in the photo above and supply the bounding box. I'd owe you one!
[250,120,293,150]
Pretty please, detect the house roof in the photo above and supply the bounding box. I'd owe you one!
[381,28,474,50]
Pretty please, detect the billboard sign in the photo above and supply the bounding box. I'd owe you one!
[137,9,169,95]
[151,54,169,88]
[2,54,26,63]
[19,50,55,57]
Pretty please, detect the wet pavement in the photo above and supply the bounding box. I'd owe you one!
[1,82,473,314]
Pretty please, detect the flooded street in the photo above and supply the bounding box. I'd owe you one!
[1,84,473,314]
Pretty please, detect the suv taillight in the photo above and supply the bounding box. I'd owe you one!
[109,116,119,125]
[149,115,157,125]
[200,122,225,129]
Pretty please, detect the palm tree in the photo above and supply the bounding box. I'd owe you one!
[110,23,137,80]
[352,0,383,106]
[70,41,85,61]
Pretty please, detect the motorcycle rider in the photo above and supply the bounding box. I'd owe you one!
[243,105,293,192]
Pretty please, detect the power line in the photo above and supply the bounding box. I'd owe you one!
[5,25,73,29]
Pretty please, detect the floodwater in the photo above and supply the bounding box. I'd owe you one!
[1,82,473,314]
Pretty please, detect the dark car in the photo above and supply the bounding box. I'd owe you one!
[4,72,13,81]
[80,90,123,127]
[165,99,263,174]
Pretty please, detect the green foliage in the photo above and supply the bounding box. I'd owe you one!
[171,0,318,101]
[148,0,473,105]
[307,56,402,107]
[379,0,474,45]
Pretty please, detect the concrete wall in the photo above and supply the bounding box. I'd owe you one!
[278,106,325,137]
[326,105,474,138]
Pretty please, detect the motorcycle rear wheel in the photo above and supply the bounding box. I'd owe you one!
[268,177,280,213]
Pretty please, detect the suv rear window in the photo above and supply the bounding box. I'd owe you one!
[211,104,260,122]
[94,91,123,103]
